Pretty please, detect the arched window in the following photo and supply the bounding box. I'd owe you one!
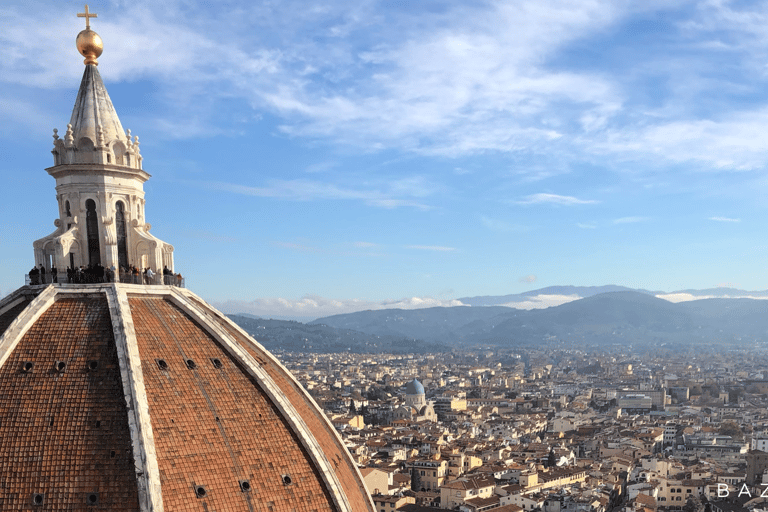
[115,201,128,270]
[65,200,71,217]
[85,199,100,265]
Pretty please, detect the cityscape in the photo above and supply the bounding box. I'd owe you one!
[252,321,768,512]
[4,2,768,512]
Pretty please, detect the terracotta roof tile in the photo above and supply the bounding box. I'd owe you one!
[0,297,139,510]
[130,297,341,511]
[196,298,375,512]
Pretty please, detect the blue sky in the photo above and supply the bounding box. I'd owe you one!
[2,0,768,319]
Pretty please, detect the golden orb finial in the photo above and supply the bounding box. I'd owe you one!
[76,5,102,66]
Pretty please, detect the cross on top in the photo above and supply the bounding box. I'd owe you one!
[77,5,98,30]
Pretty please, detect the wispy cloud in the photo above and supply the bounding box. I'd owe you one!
[7,0,768,177]
[577,223,597,229]
[480,216,528,233]
[709,216,740,222]
[519,274,537,284]
[214,294,467,319]
[599,111,768,171]
[516,193,598,206]
[406,245,457,252]
[354,241,377,248]
[207,179,432,210]
[304,161,337,174]
[270,241,317,252]
[501,294,581,310]
[0,1,625,156]
[613,216,649,224]
[0,92,55,135]
[657,292,768,303]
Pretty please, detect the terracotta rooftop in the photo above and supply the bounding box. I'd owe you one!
[0,284,376,511]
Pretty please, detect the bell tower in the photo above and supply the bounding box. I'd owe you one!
[34,5,174,273]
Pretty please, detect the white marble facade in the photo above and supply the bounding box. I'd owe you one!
[33,65,173,273]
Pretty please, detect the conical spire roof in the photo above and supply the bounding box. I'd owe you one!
[68,64,126,148]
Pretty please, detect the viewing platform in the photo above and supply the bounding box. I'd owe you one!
[25,271,185,288]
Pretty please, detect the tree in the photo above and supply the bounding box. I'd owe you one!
[684,494,703,512]
[547,449,557,468]
[410,466,422,492]
[348,400,357,415]
[718,420,741,438]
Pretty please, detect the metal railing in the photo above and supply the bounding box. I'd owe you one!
[25,271,185,288]
[117,272,184,287]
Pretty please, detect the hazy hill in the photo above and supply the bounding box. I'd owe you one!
[456,284,768,307]
[228,288,768,352]
[457,285,658,307]
[228,314,450,353]
[307,306,513,345]
[311,291,768,349]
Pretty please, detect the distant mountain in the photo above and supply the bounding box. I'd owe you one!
[227,286,768,352]
[457,285,655,307]
[456,284,768,307]
[228,314,450,354]
[312,291,768,350]
[307,306,513,345]
[664,287,768,298]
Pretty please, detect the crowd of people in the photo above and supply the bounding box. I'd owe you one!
[28,263,183,286]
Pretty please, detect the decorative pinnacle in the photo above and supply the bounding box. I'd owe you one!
[77,5,97,30]
[76,5,103,65]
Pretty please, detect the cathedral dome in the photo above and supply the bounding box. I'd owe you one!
[0,285,374,511]
[405,378,425,396]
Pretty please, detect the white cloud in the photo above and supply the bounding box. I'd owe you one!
[599,110,768,171]
[7,0,768,176]
[500,294,581,310]
[709,216,740,222]
[656,292,768,303]
[577,222,597,229]
[0,1,626,156]
[354,241,377,248]
[516,193,598,205]
[519,275,537,284]
[214,294,467,319]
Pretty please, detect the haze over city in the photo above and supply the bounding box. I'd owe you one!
[3,1,768,319]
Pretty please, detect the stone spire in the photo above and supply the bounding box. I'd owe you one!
[68,65,128,158]
[34,7,173,276]
[52,6,141,169]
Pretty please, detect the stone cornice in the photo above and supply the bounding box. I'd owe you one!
[46,163,151,183]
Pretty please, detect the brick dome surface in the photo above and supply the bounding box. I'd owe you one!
[0,284,374,511]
